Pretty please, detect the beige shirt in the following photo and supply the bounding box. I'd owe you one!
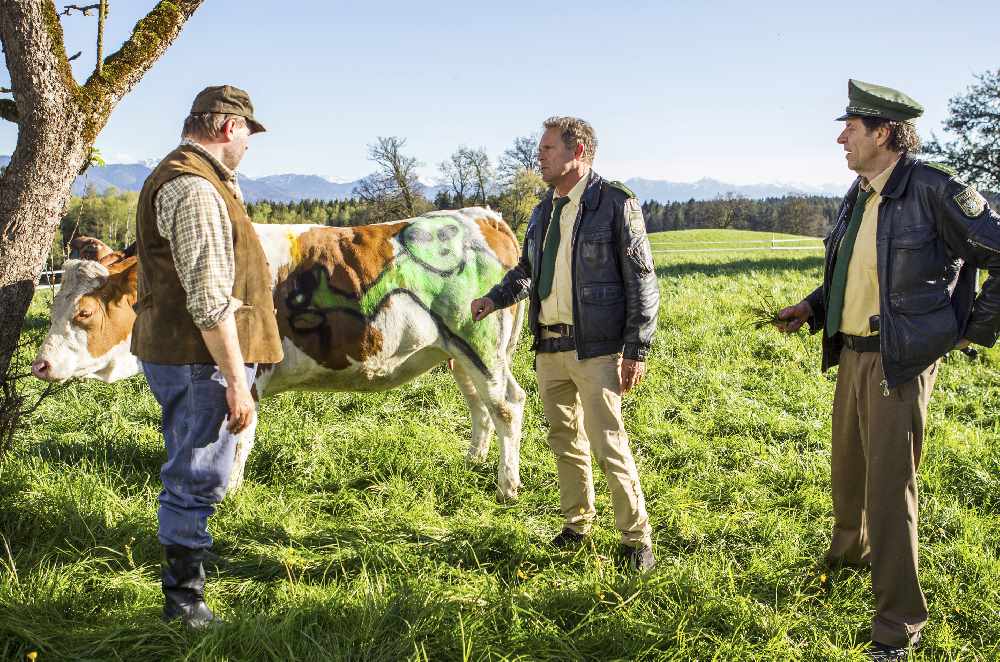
[539,172,589,325]
[840,159,898,337]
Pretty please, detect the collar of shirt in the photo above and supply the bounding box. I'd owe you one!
[861,157,900,197]
[180,138,238,184]
[562,169,590,207]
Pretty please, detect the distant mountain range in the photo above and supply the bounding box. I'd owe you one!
[0,155,847,202]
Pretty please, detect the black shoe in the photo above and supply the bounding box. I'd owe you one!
[869,635,919,661]
[620,543,656,572]
[550,528,587,549]
[162,544,221,629]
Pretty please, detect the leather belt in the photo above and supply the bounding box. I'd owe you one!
[541,323,574,337]
[537,336,576,353]
[841,333,880,353]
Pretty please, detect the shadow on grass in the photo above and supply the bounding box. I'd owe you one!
[30,435,165,480]
[655,254,823,279]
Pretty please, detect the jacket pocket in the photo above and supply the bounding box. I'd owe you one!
[885,289,958,366]
[891,227,945,290]
[893,226,936,249]
[581,283,625,306]
[580,230,617,273]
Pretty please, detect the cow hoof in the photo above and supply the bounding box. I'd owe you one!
[464,451,489,466]
[495,487,519,504]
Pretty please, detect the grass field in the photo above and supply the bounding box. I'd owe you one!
[2,229,998,661]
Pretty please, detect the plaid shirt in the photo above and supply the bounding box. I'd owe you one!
[153,139,246,329]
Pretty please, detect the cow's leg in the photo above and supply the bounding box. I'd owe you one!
[226,412,257,496]
[451,361,494,463]
[499,365,527,501]
[457,356,525,501]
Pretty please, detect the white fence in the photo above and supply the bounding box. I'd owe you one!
[37,270,64,289]
[648,237,823,254]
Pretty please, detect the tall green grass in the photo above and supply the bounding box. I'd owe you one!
[1,230,997,661]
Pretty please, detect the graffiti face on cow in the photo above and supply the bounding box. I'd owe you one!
[400,217,468,275]
[32,257,140,383]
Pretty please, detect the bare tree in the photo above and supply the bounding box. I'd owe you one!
[439,147,475,207]
[498,134,539,184]
[354,136,427,222]
[464,147,493,206]
[0,1,205,377]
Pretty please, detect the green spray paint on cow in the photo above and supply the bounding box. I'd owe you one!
[288,215,507,371]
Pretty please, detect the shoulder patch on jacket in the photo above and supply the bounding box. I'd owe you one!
[625,198,646,235]
[954,185,987,218]
[926,162,957,177]
[608,180,637,199]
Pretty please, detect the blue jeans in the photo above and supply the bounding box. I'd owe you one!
[142,362,257,549]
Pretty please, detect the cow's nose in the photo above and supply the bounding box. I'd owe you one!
[31,359,51,380]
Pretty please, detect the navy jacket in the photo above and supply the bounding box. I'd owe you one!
[487,171,659,361]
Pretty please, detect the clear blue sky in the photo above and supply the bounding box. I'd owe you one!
[2,0,997,188]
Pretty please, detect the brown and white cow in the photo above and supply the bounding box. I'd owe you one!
[33,208,527,499]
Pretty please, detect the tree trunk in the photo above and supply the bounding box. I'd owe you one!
[0,0,204,375]
[0,2,88,374]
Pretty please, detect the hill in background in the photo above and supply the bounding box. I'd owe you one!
[0,155,845,203]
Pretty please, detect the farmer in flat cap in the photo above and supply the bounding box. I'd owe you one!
[777,79,1000,660]
[132,85,282,627]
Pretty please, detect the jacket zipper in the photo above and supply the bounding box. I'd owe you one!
[968,237,1000,255]
[877,196,890,397]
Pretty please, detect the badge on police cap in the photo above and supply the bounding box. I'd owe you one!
[954,186,987,218]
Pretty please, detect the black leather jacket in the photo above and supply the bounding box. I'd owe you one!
[487,171,659,361]
[805,155,1000,388]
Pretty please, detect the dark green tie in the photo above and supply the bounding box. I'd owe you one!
[537,196,570,300]
[825,187,872,337]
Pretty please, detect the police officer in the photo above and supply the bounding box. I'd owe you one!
[471,116,660,571]
[778,80,1000,659]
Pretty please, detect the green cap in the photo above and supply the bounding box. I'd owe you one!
[836,79,923,122]
[190,84,266,133]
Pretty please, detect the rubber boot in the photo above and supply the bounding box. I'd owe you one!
[162,544,220,628]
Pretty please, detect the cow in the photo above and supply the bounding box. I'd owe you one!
[32,208,527,500]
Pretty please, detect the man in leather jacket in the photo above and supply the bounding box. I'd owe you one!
[778,79,1000,659]
[470,117,660,571]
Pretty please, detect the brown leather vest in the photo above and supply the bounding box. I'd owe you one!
[131,145,284,365]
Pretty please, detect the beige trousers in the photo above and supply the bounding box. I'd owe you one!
[536,349,651,547]
[827,348,938,648]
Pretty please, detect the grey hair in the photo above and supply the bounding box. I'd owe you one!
[542,116,598,163]
[181,113,246,140]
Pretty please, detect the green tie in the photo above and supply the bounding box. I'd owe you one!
[825,187,872,337]
[537,196,570,300]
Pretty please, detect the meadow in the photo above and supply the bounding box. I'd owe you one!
[1,229,998,661]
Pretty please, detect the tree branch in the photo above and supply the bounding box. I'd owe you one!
[78,0,204,141]
[0,99,17,123]
[60,3,101,16]
[0,2,77,115]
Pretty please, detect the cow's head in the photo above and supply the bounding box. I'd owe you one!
[32,256,140,383]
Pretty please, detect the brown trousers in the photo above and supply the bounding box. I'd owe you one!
[536,349,651,547]
[826,348,938,647]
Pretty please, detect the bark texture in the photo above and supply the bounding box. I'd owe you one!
[0,0,203,374]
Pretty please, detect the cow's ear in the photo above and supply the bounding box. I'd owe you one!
[101,256,138,302]
[98,251,126,267]
[106,255,137,276]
